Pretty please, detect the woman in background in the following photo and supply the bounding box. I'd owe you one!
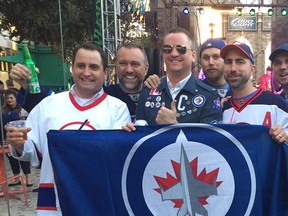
[1,89,32,187]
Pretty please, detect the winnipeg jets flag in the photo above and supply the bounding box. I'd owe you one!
[48,124,288,216]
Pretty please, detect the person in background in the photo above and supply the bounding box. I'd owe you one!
[1,89,32,187]
[0,80,5,106]
[197,38,230,98]
[5,79,18,92]
[9,62,55,193]
[105,43,149,121]
[257,66,272,91]
[123,27,222,131]
[269,43,288,102]
[144,38,230,99]
[6,43,130,216]
[220,42,288,144]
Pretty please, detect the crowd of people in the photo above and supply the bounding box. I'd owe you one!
[2,27,288,215]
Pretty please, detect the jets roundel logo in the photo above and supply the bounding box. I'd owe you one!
[192,95,206,107]
[122,124,256,216]
[59,121,95,130]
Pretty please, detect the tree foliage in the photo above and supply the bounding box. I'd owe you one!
[0,0,152,58]
[119,0,151,46]
[0,0,94,56]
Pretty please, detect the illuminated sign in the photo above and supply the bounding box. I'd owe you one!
[228,17,257,31]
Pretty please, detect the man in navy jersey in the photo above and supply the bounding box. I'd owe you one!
[123,27,222,131]
[269,43,288,102]
[220,42,288,144]
[105,43,149,122]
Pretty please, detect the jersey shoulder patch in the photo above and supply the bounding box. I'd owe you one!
[195,79,218,95]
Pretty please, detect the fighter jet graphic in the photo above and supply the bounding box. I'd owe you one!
[160,144,218,216]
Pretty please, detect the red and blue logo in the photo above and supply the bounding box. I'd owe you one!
[122,124,256,215]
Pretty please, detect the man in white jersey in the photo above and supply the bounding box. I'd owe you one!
[6,43,131,216]
[220,42,288,144]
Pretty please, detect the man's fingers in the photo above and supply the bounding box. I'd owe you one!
[144,74,161,89]
[144,79,153,89]
[170,100,177,112]
[122,123,136,132]
[10,64,31,80]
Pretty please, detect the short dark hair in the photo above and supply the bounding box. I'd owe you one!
[164,27,194,49]
[72,43,108,71]
[5,79,14,87]
[116,42,149,65]
[0,80,4,85]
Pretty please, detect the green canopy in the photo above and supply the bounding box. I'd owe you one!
[0,45,71,91]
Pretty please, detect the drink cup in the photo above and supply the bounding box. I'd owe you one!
[7,120,27,143]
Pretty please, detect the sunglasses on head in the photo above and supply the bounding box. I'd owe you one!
[161,44,192,55]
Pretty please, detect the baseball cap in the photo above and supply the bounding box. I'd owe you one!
[269,43,288,61]
[199,38,226,56]
[220,42,255,64]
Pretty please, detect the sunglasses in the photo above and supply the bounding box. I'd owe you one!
[161,44,193,55]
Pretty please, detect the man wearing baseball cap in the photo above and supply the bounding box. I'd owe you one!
[220,42,288,144]
[199,38,229,98]
[145,38,230,98]
[269,43,288,101]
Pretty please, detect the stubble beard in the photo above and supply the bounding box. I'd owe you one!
[205,70,223,83]
[229,74,250,90]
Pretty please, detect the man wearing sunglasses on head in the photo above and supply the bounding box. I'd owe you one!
[123,27,222,130]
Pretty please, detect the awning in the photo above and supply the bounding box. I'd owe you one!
[0,53,22,63]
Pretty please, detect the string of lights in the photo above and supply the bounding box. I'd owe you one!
[237,8,288,16]
[183,7,205,15]
[184,6,287,17]
[164,0,288,8]
[183,7,287,16]
[177,0,287,17]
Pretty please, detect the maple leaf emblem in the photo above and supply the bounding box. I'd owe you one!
[154,156,223,213]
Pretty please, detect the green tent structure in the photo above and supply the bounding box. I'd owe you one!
[0,44,71,92]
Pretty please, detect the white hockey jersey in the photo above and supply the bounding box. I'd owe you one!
[10,91,131,216]
[222,89,288,134]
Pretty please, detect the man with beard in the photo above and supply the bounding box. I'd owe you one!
[220,42,288,144]
[105,43,149,122]
[269,43,288,103]
[11,43,147,122]
[144,38,230,98]
[199,38,229,98]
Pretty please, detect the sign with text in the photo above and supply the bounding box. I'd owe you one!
[228,16,257,31]
[262,16,271,31]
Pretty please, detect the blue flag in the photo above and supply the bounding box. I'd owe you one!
[48,124,288,216]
